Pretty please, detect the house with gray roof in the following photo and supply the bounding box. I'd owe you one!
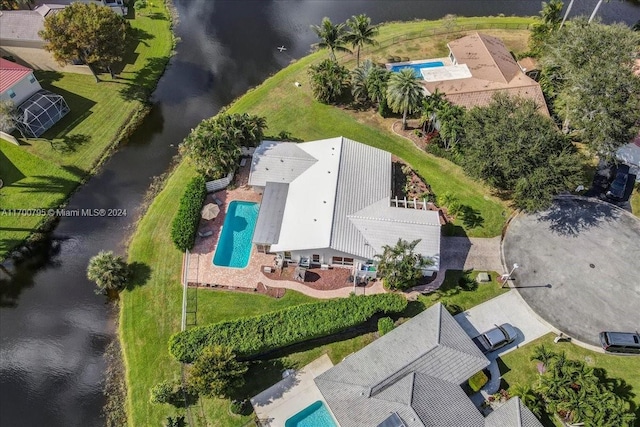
[314,303,544,427]
[248,137,441,276]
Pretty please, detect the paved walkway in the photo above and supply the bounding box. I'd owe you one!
[410,236,503,294]
[503,197,640,346]
[251,354,334,427]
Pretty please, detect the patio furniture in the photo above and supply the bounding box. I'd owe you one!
[294,267,307,282]
[201,203,220,220]
[299,257,310,268]
[240,158,247,167]
[213,197,223,206]
[198,230,213,237]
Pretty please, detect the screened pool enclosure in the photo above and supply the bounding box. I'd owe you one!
[14,90,70,138]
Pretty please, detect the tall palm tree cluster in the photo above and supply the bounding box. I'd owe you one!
[311,14,380,66]
[519,344,636,427]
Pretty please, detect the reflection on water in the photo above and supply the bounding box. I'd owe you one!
[1,0,638,425]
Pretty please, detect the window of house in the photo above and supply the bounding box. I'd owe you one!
[332,256,354,266]
[284,251,292,260]
[8,89,16,99]
[449,51,456,64]
[29,74,36,84]
[311,254,320,263]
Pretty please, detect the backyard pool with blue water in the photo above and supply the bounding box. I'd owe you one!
[285,401,337,427]
[212,201,259,268]
[389,60,444,78]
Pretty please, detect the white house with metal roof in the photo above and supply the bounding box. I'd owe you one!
[248,137,441,276]
[313,302,544,427]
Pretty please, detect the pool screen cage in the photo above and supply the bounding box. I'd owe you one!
[14,90,70,138]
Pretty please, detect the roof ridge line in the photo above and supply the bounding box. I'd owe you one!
[326,137,345,249]
[347,214,440,226]
[476,32,509,84]
[516,397,523,427]
[369,345,440,398]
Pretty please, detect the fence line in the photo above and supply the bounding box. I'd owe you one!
[205,171,234,193]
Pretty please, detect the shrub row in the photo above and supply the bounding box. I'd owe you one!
[169,293,407,363]
[170,175,206,251]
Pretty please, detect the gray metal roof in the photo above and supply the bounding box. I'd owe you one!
[252,182,288,245]
[484,397,544,427]
[329,138,392,259]
[377,413,406,427]
[349,198,441,267]
[248,140,317,187]
[0,11,45,43]
[315,303,490,427]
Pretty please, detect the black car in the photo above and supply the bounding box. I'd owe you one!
[472,323,518,354]
[606,164,630,200]
[600,331,640,354]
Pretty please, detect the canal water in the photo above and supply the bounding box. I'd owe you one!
[0,1,637,426]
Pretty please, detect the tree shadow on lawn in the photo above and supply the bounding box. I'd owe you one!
[38,88,97,140]
[0,148,25,187]
[34,71,64,86]
[126,261,152,290]
[49,133,91,154]
[110,27,154,77]
[119,56,170,102]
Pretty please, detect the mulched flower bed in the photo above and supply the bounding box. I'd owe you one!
[262,266,376,291]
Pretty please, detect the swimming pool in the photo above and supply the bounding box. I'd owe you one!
[389,60,444,78]
[285,401,337,427]
[212,201,259,268]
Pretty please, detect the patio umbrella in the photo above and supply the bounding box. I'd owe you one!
[201,203,220,220]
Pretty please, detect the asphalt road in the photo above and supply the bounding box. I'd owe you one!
[503,197,640,346]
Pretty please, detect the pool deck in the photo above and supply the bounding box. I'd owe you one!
[186,163,386,299]
[385,56,453,69]
[251,354,335,427]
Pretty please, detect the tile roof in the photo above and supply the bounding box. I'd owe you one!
[0,10,45,43]
[0,58,33,93]
[423,33,549,115]
[314,303,544,427]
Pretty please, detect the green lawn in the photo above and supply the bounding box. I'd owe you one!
[0,0,173,259]
[421,270,509,312]
[631,184,640,217]
[499,334,640,425]
[0,139,78,255]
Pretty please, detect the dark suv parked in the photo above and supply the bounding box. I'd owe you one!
[599,331,640,354]
[606,164,630,201]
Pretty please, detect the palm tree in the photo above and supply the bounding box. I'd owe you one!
[311,17,351,61]
[366,66,390,105]
[512,385,544,418]
[375,238,432,290]
[87,250,129,295]
[345,14,379,67]
[419,90,447,133]
[530,344,557,368]
[540,0,564,27]
[351,59,374,102]
[386,68,424,129]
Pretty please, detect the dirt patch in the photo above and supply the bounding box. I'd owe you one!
[186,281,286,299]
[262,265,377,291]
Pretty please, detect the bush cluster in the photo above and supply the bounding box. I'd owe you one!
[169,294,407,363]
[170,176,206,251]
[377,317,395,336]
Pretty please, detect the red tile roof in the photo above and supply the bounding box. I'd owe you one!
[0,58,33,93]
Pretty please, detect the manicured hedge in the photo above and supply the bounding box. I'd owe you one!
[170,175,206,251]
[169,293,407,363]
[377,317,395,336]
[468,370,489,392]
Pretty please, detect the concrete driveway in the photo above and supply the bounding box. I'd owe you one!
[455,291,551,360]
[503,197,640,346]
[455,291,552,404]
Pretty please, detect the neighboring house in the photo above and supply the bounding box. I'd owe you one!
[0,58,42,105]
[0,0,124,74]
[617,132,640,182]
[314,302,544,427]
[420,33,549,114]
[0,58,69,137]
[248,137,441,276]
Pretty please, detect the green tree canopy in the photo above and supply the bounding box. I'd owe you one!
[540,19,640,157]
[180,113,266,179]
[375,238,432,291]
[529,0,564,55]
[87,250,129,295]
[187,345,247,399]
[0,100,16,133]
[308,59,351,104]
[345,14,379,67]
[39,3,129,82]
[386,68,424,129]
[311,17,351,61]
[459,93,584,212]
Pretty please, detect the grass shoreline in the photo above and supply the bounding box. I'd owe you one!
[120,16,537,426]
